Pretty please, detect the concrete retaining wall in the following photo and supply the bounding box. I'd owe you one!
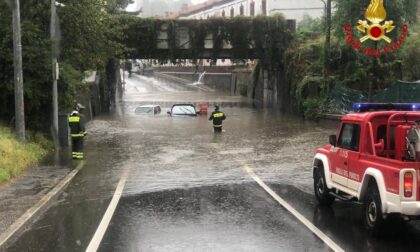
[151,66,289,110]
[158,72,233,95]
[153,72,196,91]
[153,66,253,96]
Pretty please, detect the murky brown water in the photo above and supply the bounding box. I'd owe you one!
[8,73,420,252]
[88,73,338,197]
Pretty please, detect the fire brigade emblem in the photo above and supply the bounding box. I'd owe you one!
[357,0,395,43]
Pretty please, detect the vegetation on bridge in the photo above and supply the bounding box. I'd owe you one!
[120,15,293,67]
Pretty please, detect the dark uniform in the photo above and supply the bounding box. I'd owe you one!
[209,106,226,133]
[68,108,87,159]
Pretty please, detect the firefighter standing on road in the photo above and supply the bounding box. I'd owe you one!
[209,105,226,133]
[69,103,87,160]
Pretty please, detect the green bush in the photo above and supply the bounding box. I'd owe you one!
[296,76,324,106]
[295,75,336,120]
[302,97,324,120]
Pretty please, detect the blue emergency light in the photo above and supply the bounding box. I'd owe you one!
[353,103,420,112]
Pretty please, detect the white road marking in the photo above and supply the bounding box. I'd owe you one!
[0,161,84,250]
[239,160,345,252]
[86,168,130,252]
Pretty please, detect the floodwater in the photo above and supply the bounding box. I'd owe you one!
[105,73,338,197]
[6,72,420,252]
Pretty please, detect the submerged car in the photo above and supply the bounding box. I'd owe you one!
[167,104,198,116]
[135,105,161,115]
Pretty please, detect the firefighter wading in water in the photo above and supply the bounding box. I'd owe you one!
[69,103,87,159]
[209,105,226,133]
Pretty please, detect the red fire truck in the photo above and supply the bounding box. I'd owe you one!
[313,103,420,235]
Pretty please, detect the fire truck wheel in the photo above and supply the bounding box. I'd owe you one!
[363,184,384,236]
[314,168,335,206]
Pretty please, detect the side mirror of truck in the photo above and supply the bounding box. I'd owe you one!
[329,135,337,146]
[374,139,385,154]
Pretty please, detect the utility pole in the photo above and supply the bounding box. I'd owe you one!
[122,60,126,85]
[12,0,25,142]
[50,0,59,148]
[322,0,332,78]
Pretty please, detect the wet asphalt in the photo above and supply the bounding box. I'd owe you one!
[5,73,420,251]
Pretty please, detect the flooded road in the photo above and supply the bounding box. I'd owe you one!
[6,72,420,251]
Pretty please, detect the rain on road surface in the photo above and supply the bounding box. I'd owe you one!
[6,73,420,252]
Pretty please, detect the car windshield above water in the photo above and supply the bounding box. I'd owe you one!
[170,104,197,116]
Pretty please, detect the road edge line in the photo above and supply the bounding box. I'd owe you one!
[239,161,345,252]
[86,168,129,252]
[0,161,84,250]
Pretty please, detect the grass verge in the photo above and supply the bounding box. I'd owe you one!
[0,126,52,185]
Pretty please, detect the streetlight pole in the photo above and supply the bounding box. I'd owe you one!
[50,0,59,148]
[12,0,25,142]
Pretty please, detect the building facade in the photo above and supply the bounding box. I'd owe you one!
[173,0,324,24]
[164,0,323,66]
[179,0,267,19]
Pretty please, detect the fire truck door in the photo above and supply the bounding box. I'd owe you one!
[331,148,349,187]
[347,151,361,191]
[332,123,361,187]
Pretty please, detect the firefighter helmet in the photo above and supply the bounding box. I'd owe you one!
[74,103,86,112]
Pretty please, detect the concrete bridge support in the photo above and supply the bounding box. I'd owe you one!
[253,64,290,112]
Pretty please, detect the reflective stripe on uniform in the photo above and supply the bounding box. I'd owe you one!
[69,116,80,123]
[72,152,84,159]
[213,113,224,118]
[213,125,222,128]
[71,132,86,137]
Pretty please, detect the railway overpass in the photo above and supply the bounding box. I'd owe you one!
[120,16,294,61]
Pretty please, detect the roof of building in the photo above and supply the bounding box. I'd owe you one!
[164,0,234,19]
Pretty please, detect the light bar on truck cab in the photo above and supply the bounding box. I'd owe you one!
[353,103,420,112]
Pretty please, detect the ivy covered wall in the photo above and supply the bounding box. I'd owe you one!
[119,15,293,66]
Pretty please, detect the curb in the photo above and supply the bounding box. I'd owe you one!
[321,114,342,121]
[0,161,84,250]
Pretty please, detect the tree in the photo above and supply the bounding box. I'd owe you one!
[297,15,324,33]
[333,0,418,98]
[321,0,332,78]
[334,0,418,40]
[399,22,420,81]
[57,0,126,71]
[0,0,51,130]
[298,2,332,78]
[0,0,131,131]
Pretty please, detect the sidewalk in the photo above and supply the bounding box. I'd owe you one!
[0,149,74,243]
